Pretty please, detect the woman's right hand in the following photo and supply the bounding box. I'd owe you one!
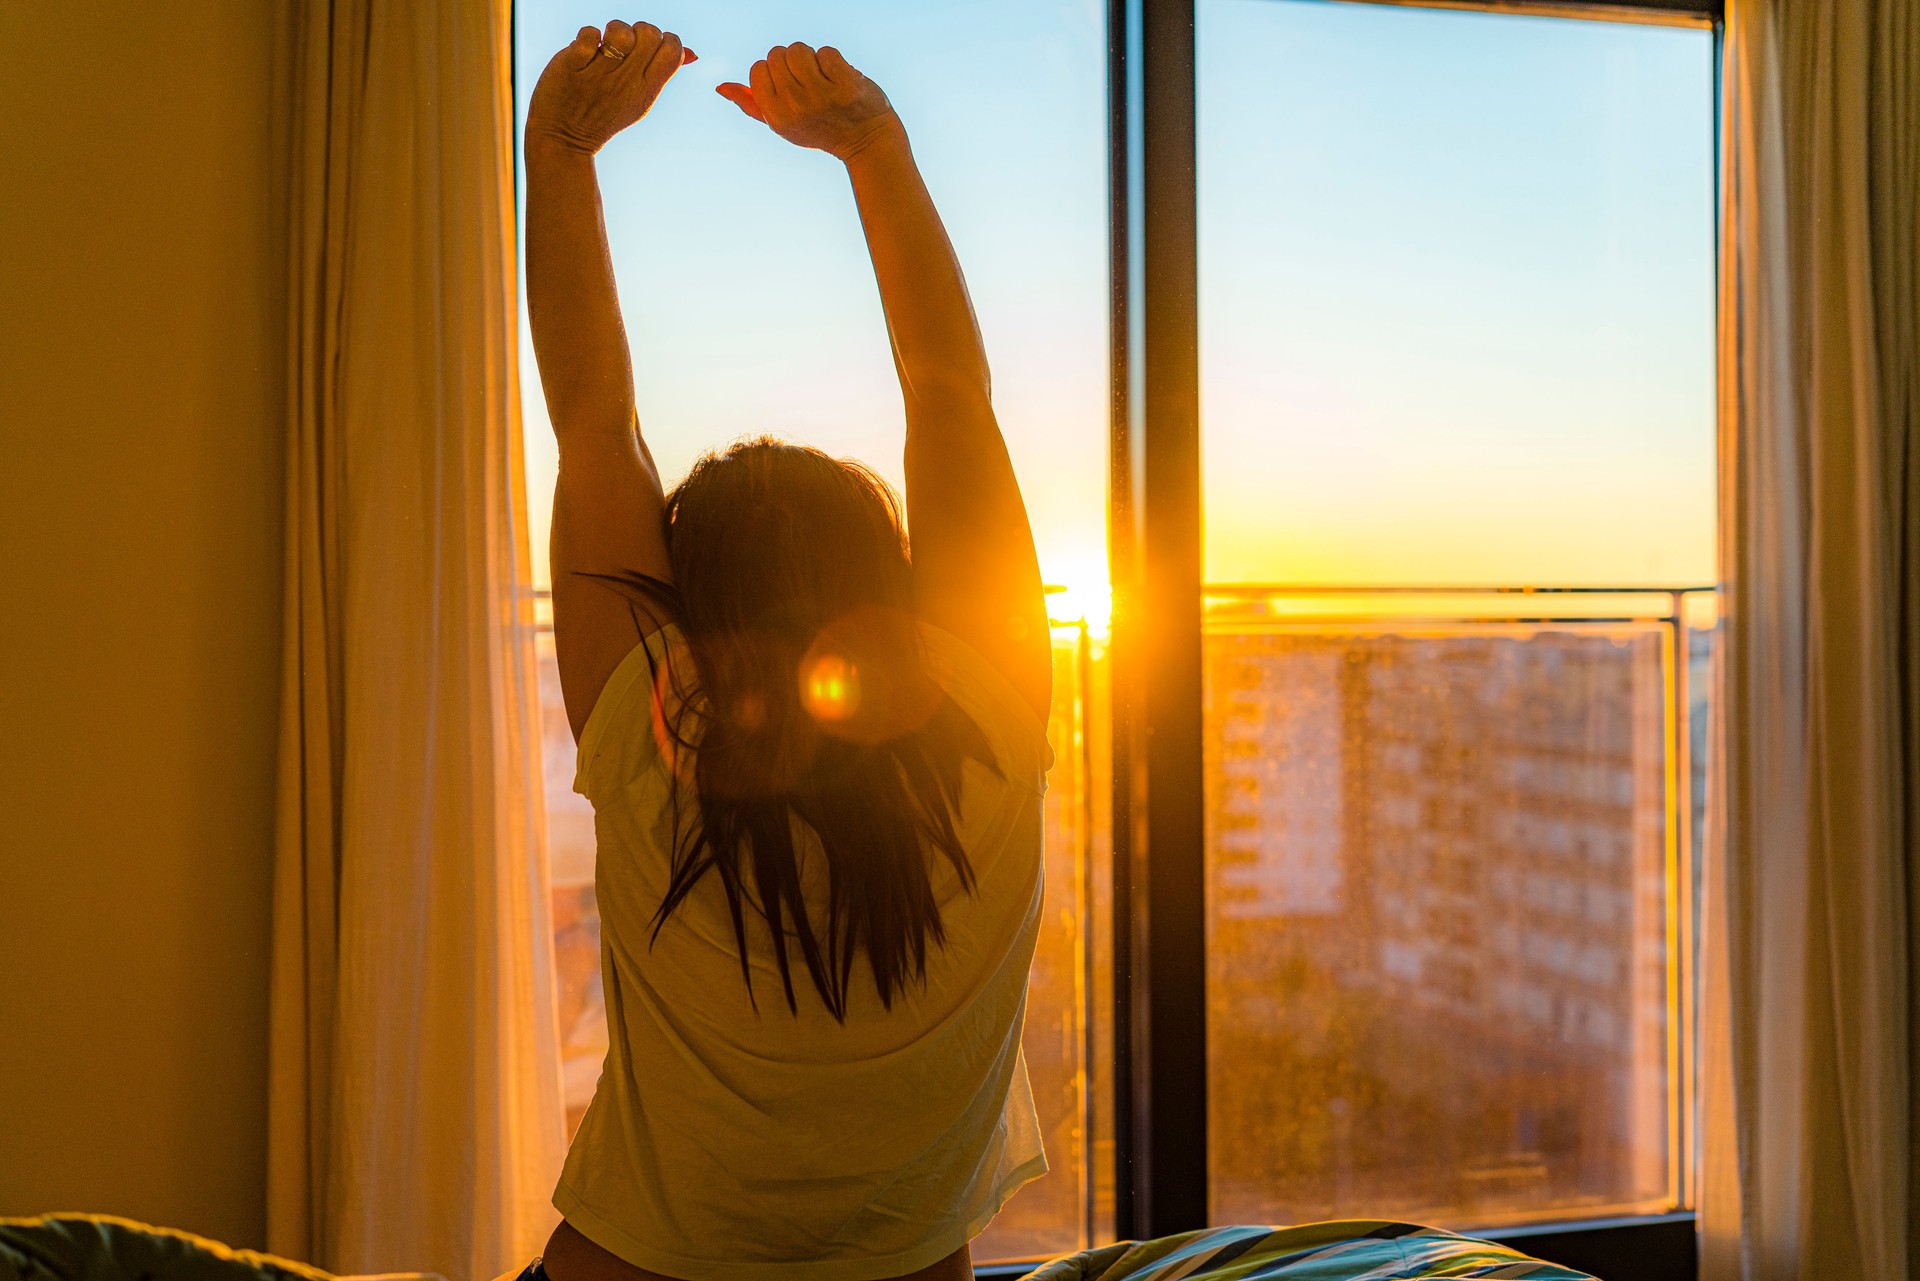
[526,21,695,157]
[717,44,901,163]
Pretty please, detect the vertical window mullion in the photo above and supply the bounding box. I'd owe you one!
[1112,0,1209,1239]
[1106,0,1139,1242]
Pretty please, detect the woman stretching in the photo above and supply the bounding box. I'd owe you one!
[522,20,1052,1281]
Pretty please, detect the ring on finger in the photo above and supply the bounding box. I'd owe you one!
[600,42,628,61]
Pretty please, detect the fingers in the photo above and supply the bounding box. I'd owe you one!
[817,45,855,83]
[748,57,778,110]
[782,42,831,94]
[597,18,636,66]
[561,26,601,71]
[715,82,765,122]
[627,20,664,64]
[593,19,680,77]
[766,44,804,99]
[632,27,687,102]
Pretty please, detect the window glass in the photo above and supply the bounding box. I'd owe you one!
[1200,1,1715,589]
[515,0,1111,1262]
[1197,0,1715,1224]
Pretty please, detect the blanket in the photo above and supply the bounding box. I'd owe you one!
[0,1216,329,1281]
[2,1215,1593,1281]
[1025,1221,1595,1280]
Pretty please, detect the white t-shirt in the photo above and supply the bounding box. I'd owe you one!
[555,623,1051,1281]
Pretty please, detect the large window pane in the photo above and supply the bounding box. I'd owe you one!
[514,0,1111,1262]
[1198,0,1715,1226]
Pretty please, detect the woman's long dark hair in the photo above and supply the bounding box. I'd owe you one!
[599,437,996,1020]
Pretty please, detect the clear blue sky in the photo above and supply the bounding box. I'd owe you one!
[515,0,1714,598]
[1198,1,1715,586]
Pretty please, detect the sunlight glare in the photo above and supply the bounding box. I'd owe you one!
[1044,561,1112,635]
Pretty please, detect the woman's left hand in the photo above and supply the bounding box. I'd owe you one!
[526,20,696,156]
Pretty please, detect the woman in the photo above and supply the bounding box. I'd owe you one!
[522,20,1053,1281]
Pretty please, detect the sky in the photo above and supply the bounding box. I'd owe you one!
[514,0,1716,610]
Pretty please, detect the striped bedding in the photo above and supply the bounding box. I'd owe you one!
[0,1214,1594,1281]
[1025,1221,1597,1281]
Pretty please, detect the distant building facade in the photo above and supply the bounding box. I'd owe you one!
[1205,622,1673,1222]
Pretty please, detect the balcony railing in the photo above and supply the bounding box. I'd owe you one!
[1195,586,1714,1235]
[526,583,1717,1262]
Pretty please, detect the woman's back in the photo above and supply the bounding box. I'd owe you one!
[556,625,1052,1281]
[522,21,1053,1281]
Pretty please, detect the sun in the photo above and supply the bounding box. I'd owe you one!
[1042,552,1112,635]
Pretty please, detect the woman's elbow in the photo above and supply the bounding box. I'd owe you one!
[903,364,993,414]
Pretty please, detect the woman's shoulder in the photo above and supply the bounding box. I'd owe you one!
[572,624,695,807]
[917,622,1054,785]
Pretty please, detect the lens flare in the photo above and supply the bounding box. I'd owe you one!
[799,652,861,723]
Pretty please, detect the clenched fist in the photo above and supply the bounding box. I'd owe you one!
[717,43,900,162]
[526,20,696,156]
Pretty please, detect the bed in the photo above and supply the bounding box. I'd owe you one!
[1026,1221,1596,1279]
[0,1215,1595,1281]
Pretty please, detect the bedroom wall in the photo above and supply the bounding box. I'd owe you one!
[0,2,287,1248]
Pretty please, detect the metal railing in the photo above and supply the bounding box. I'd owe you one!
[1199,584,1717,1224]
[530,581,1719,1251]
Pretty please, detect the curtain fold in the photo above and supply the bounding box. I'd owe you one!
[1705,0,1918,1277]
[268,2,566,1277]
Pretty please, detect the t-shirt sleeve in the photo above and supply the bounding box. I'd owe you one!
[919,625,1056,791]
[571,625,687,807]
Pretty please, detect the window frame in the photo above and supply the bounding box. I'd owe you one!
[507,0,1725,1271]
[1106,0,1722,1271]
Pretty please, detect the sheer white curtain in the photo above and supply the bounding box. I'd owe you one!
[267,2,566,1277]
[1704,0,1918,1277]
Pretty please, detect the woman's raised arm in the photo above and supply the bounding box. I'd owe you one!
[718,46,1052,724]
[525,21,693,738]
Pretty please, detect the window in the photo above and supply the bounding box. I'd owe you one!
[517,0,1718,1265]
[1191,0,1716,1232]
[514,0,1112,1263]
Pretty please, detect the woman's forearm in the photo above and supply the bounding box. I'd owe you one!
[843,122,993,411]
[525,140,640,444]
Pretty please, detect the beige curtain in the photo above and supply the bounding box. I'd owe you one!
[1704,0,1918,1278]
[268,2,566,1277]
